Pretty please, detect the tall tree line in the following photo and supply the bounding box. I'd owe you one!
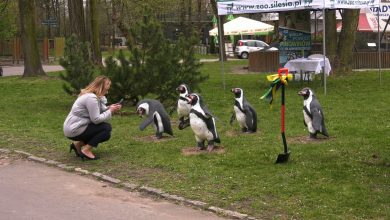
[5,0,362,76]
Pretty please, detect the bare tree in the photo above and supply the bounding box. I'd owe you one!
[90,0,102,65]
[18,0,46,77]
[210,0,226,61]
[325,10,338,70]
[68,0,86,41]
[335,9,359,73]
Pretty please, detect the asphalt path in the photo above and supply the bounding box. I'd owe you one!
[1,59,223,77]
[0,158,226,220]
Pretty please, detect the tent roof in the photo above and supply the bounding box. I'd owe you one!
[337,8,390,32]
[209,17,274,36]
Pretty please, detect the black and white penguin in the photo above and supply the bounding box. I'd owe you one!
[186,93,220,151]
[176,83,192,130]
[230,88,257,133]
[136,99,173,139]
[298,88,329,139]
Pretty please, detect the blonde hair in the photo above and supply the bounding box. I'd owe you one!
[79,76,111,97]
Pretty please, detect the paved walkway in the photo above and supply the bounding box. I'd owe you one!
[0,157,226,220]
[0,59,227,77]
[1,65,65,77]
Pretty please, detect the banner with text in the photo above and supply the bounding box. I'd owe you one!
[370,3,390,20]
[217,0,380,15]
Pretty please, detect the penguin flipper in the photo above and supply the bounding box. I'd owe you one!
[245,106,257,132]
[230,112,236,125]
[139,116,154,131]
[311,107,323,133]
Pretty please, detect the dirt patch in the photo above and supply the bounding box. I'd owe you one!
[133,135,176,143]
[0,151,23,166]
[181,146,225,156]
[288,135,331,144]
[225,130,259,137]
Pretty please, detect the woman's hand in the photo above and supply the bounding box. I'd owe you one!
[109,103,122,113]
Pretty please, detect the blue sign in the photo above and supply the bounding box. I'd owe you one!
[278,27,311,66]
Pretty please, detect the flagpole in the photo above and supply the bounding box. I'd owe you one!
[377,6,382,86]
[322,5,327,95]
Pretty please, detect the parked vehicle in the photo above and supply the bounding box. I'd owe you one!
[234,40,278,59]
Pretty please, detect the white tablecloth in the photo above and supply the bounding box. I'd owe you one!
[284,57,331,76]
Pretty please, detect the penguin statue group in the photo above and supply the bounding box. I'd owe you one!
[134,83,329,152]
[176,83,192,130]
[136,99,173,139]
[230,88,258,133]
[298,88,329,139]
[186,93,220,152]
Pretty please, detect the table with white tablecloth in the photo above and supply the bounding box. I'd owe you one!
[284,57,331,81]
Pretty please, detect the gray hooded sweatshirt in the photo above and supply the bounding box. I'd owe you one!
[63,93,111,137]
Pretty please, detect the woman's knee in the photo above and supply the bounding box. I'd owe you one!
[102,123,112,139]
[102,123,112,133]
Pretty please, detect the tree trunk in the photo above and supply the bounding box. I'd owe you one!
[85,0,91,42]
[68,0,86,41]
[279,11,310,31]
[18,0,46,77]
[325,10,337,67]
[210,0,226,61]
[90,0,102,66]
[335,9,359,74]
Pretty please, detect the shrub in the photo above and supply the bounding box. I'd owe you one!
[59,35,95,95]
[104,7,207,111]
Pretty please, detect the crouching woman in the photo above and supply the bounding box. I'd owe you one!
[63,76,121,160]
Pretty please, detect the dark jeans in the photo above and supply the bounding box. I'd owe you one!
[68,122,112,148]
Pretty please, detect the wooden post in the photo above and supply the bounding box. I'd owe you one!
[13,38,21,64]
[54,37,65,59]
[43,37,49,62]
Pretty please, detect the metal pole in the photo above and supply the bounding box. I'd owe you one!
[377,7,382,86]
[217,15,226,91]
[322,8,327,95]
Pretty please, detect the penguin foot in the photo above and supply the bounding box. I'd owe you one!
[309,133,317,139]
[207,145,215,152]
[196,142,206,151]
[155,133,163,139]
[241,128,248,133]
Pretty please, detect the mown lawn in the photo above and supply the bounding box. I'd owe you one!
[0,60,389,219]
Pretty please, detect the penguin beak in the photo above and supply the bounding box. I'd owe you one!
[186,96,192,104]
[136,108,144,118]
[185,94,193,104]
[298,90,306,96]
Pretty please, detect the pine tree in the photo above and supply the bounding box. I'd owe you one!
[104,6,207,109]
[59,35,95,95]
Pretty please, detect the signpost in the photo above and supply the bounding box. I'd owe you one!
[42,19,58,27]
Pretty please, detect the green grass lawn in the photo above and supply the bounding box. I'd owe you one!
[0,61,389,219]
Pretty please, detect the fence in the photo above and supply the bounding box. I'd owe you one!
[0,37,65,64]
[249,50,390,73]
[194,45,208,55]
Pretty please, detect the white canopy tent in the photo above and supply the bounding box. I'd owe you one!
[216,0,381,95]
[209,16,274,36]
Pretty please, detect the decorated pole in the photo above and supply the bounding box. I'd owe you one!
[261,68,292,163]
[278,68,290,163]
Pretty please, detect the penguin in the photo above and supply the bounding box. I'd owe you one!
[186,93,220,151]
[230,88,257,133]
[298,88,329,139]
[176,83,192,130]
[136,99,173,139]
